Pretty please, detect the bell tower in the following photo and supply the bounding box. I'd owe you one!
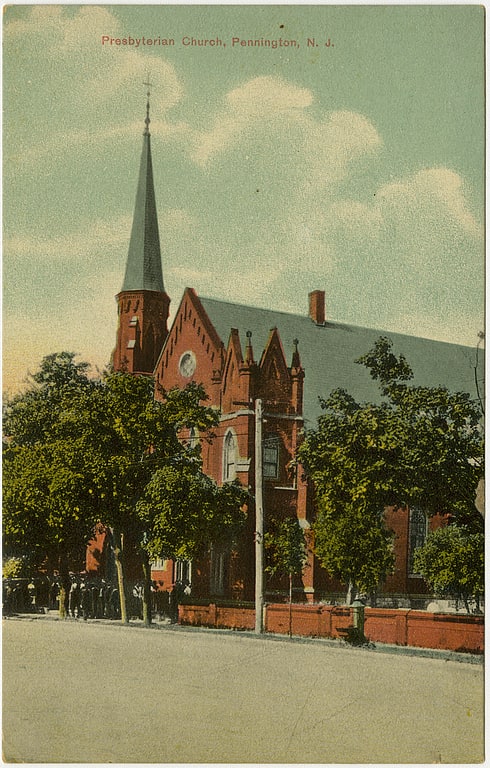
[113,79,170,374]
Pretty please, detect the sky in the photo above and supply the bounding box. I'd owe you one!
[3,4,485,394]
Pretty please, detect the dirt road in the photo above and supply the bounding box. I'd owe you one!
[3,617,484,763]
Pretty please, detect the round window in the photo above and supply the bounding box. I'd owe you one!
[179,351,197,378]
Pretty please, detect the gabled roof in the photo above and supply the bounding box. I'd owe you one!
[121,131,165,293]
[199,296,483,426]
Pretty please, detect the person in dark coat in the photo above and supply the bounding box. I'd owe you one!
[170,581,184,624]
[80,583,91,621]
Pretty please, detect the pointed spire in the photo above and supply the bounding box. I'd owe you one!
[291,338,301,370]
[121,79,164,293]
[245,330,255,365]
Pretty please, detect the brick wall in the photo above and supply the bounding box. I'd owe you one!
[179,603,483,653]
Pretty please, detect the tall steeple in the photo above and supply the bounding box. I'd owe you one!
[121,79,165,293]
[113,80,170,375]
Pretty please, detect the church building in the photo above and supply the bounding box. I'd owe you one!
[109,92,481,605]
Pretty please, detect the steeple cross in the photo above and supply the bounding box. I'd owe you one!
[143,73,152,136]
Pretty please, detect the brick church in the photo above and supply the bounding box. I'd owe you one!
[106,93,481,605]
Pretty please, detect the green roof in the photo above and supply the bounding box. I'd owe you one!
[122,134,165,293]
[200,296,483,426]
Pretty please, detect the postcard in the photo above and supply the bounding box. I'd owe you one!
[3,5,484,764]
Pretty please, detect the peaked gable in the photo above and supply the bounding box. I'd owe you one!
[220,328,259,413]
[258,327,294,410]
[154,288,224,405]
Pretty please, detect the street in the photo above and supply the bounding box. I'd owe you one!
[3,617,484,763]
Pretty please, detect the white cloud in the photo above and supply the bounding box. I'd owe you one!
[192,76,313,166]
[388,309,484,349]
[191,76,382,208]
[301,111,382,191]
[227,76,313,114]
[328,200,383,239]
[4,216,133,263]
[377,168,482,239]
[4,6,185,167]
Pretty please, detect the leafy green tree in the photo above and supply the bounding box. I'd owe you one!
[313,501,395,604]
[139,469,247,562]
[4,352,247,625]
[3,353,99,615]
[3,352,92,445]
[413,525,484,613]
[356,337,483,528]
[2,556,29,580]
[138,469,248,621]
[298,337,483,603]
[264,516,308,636]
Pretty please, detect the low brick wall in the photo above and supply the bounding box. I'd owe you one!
[179,602,256,631]
[179,602,484,654]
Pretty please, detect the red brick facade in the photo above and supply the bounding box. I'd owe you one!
[151,289,315,601]
[108,114,456,606]
[135,287,442,603]
[113,289,170,375]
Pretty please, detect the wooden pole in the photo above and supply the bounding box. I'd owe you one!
[255,398,264,634]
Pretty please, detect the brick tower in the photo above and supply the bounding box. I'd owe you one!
[112,83,170,374]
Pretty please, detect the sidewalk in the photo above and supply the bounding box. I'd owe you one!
[5,609,483,664]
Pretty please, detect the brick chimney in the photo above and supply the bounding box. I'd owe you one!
[308,290,325,325]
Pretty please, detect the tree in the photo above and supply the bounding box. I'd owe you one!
[264,516,308,636]
[413,525,484,613]
[356,337,483,528]
[3,353,100,616]
[139,469,247,562]
[138,467,247,625]
[4,352,248,625]
[2,556,29,580]
[298,336,483,603]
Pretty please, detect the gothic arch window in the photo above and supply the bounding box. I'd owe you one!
[223,429,237,482]
[263,434,280,479]
[174,559,192,586]
[188,427,199,449]
[210,545,226,596]
[408,507,428,576]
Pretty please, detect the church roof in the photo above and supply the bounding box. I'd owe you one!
[199,296,482,427]
[121,101,165,293]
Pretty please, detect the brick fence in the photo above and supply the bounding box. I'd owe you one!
[179,602,484,654]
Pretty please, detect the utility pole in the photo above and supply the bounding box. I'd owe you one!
[255,398,264,634]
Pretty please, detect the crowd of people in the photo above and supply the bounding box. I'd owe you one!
[2,574,191,623]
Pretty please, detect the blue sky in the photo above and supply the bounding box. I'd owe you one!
[3,4,484,393]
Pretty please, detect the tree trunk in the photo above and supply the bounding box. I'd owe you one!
[288,572,293,638]
[58,583,67,619]
[141,551,152,627]
[346,580,357,605]
[112,529,128,624]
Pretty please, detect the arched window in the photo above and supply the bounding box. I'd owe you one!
[210,545,226,596]
[263,434,280,479]
[408,507,428,576]
[188,427,199,449]
[223,430,237,482]
[174,559,192,585]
